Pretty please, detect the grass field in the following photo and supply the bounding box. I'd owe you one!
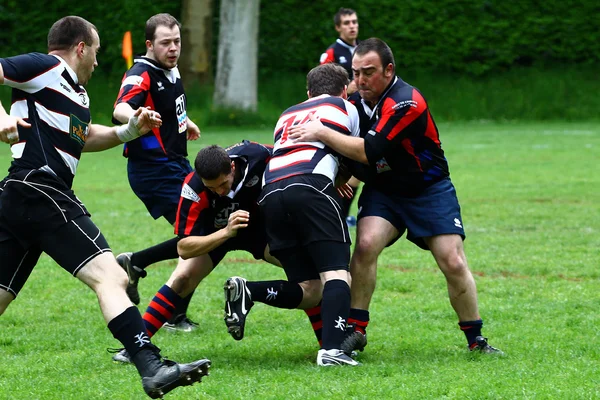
[0,121,598,399]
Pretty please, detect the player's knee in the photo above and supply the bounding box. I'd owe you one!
[439,252,468,277]
[299,280,322,307]
[169,274,195,297]
[354,236,379,262]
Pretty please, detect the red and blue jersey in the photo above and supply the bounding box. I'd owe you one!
[174,141,272,237]
[349,77,449,197]
[319,38,357,80]
[264,95,360,185]
[113,56,188,162]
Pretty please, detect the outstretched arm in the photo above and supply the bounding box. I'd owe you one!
[83,107,161,152]
[288,114,368,164]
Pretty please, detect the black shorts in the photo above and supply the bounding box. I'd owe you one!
[270,241,349,283]
[0,169,90,248]
[207,225,268,267]
[258,174,351,252]
[0,215,110,297]
[259,174,351,281]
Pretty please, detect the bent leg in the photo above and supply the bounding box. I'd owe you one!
[425,234,480,321]
[350,216,398,310]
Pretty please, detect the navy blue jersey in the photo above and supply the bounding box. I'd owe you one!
[113,56,187,162]
[175,141,272,237]
[349,77,450,197]
[320,38,357,80]
[263,95,360,185]
[0,53,91,188]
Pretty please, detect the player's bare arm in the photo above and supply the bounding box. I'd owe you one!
[186,118,201,141]
[112,102,137,124]
[83,107,161,152]
[178,209,250,259]
[288,114,368,164]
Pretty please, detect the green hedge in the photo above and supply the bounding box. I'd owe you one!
[1,1,598,77]
[0,0,180,76]
[259,0,600,76]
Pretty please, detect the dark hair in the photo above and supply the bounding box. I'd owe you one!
[194,145,232,180]
[354,38,395,73]
[47,16,97,52]
[307,63,349,97]
[334,7,357,26]
[145,13,181,42]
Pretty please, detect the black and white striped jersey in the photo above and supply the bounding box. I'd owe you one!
[0,53,91,188]
[263,94,360,185]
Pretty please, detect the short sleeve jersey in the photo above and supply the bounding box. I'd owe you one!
[263,94,360,185]
[113,56,188,162]
[174,141,272,237]
[319,38,357,80]
[349,77,450,197]
[0,53,91,188]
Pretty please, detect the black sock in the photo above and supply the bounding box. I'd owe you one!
[131,237,180,270]
[108,306,151,358]
[348,308,370,335]
[320,279,351,350]
[168,290,195,323]
[459,319,483,348]
[246,280,303,309]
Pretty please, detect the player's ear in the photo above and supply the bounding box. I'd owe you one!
[77,42,85,57]
[306,90,311,99]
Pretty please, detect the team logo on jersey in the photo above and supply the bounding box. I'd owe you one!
[121,75,143,88]
[319,53,328,63]
[181,183,200,202]
[69,114,89,146]
[244,175,259,187]
[79,92,88,106]
[454,218,463,228]
[175,94,187,133]
[214,203,239,228]
[392,100,417,110]
[339,56,347,64]
[375,157,391,173]
[157,81,164,91]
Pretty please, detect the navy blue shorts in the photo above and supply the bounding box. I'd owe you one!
[357,178,466,250]
[127,158,192,223]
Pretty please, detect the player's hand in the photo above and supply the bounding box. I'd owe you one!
[135,107,162,134]
[186,118,201,141]
[288,113,323,143]
[225,210,250,237]
[336,183,354,199]
[0,114,30,145]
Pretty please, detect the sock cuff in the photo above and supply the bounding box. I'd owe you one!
[323,279,350,293]
[349,307,370,322]
[107,306,140,334]
[458,319,483,330]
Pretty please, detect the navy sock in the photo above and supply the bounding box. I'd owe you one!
[169,290,195,322]
[348,308,370,334]
[143,285,182,337]
[320,279,351,350]
[131,237,180,269]
[459,319,483,348]
[246,280,303,309]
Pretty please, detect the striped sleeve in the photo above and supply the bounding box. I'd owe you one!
[0,53,61,93]
[174,173,211,237]
[113,70,151,109]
